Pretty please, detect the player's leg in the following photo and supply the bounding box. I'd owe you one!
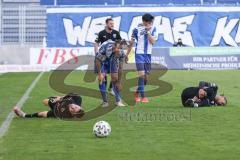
[111,73,120,102]
[137,70,146,99]
[111,73,125,107]
[106,60,114,96]
[108,80,115,96]
[13,106,49,118]
[141,58,151,103]
[135,57,145,102]
[98,64,108,107]
[95,60,108,107]
[110,58,125,106]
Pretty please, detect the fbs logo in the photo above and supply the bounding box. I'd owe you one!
[49,55,172,121]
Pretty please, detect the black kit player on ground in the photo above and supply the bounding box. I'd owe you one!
[181,81,227,107]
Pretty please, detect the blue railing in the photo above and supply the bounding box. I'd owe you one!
[40,0,240,5]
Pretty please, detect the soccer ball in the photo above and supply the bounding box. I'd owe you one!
[93,121,111,138]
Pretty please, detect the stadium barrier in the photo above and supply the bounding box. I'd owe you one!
[1,6,240,72]
[1,46,240,72]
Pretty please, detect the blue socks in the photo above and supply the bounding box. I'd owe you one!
[99,80,108,102]
[138,77,145,98]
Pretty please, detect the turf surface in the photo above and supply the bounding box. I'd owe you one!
[0,70,239,160]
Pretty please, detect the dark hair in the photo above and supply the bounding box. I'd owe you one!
[114,39,127,47]
[106,18,113,24]
[114,40,121,46]
[142,13,154,22]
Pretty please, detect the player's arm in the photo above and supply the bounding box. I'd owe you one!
[126,37,134,56]
[95,58,102,74]
[147,28,158,45]
[116,31,122,40]
[94,43,99,55]
[95,45,107,82]
[95,58,104,82]
[118,60,123,83]
[94,32,102,54]
[199,81,218,103]
[147,33,156,45]
[125,38,134,63]
[125,28,137,63]
[42,96,62,106]
[42,99,49,106]
[197,98,212,107]
[95,44,106,72]
[199,81,218,93]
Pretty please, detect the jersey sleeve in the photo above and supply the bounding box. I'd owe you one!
[116,31,122,40]
[96,44,107,61]
[205,88,216,102]
[95,32,102,43]
[71,95,82,106]
[151,27,158,41]
[198,98,211,107]
[48,97,58,109]
[132,28,138,40]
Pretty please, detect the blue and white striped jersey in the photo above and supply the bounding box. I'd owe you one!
[96,39,125,62]
[132,23,158,55]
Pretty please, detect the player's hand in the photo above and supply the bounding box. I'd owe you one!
[125,56,129,64]
[98,73,104,84]
[192,96,200,102]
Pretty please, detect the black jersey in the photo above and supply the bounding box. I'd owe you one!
[181,87,216,107]
[181,87,199,106]
[48,93,83,118]
[95,29,121,44]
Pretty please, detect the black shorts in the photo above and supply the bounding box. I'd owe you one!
[47,111,56,118]
[47,97,57,118]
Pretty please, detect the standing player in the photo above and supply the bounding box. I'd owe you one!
[95,39,126,107]
[125,13,158,103]
[94,18,122,95]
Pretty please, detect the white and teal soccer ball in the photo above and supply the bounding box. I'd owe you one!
[93,121,111,138]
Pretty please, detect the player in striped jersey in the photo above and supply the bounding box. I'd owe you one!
[126,13,158,103]
[95,39,126,107]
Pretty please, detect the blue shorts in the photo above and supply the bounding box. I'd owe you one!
[135,54,151,74]
[95,58,119,74]
[94,59,110,74]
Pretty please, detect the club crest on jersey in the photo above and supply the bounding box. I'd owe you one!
[113,34,116,38]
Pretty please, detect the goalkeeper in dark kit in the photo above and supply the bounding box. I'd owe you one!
[181,81,227,107]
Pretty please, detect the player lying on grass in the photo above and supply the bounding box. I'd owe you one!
[125,13,158,103]
[95,39,127,107]
[13,93,85,119]
[181,81,227,107]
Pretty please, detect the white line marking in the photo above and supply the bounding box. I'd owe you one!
[0,72,44,139]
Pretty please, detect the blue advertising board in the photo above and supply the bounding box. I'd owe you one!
[46,7,240,69]
[47,7,240,47]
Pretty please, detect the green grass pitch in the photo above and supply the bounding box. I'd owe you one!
[0,70,240,160]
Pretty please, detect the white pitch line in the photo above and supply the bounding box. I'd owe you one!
[0,72,44,138]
